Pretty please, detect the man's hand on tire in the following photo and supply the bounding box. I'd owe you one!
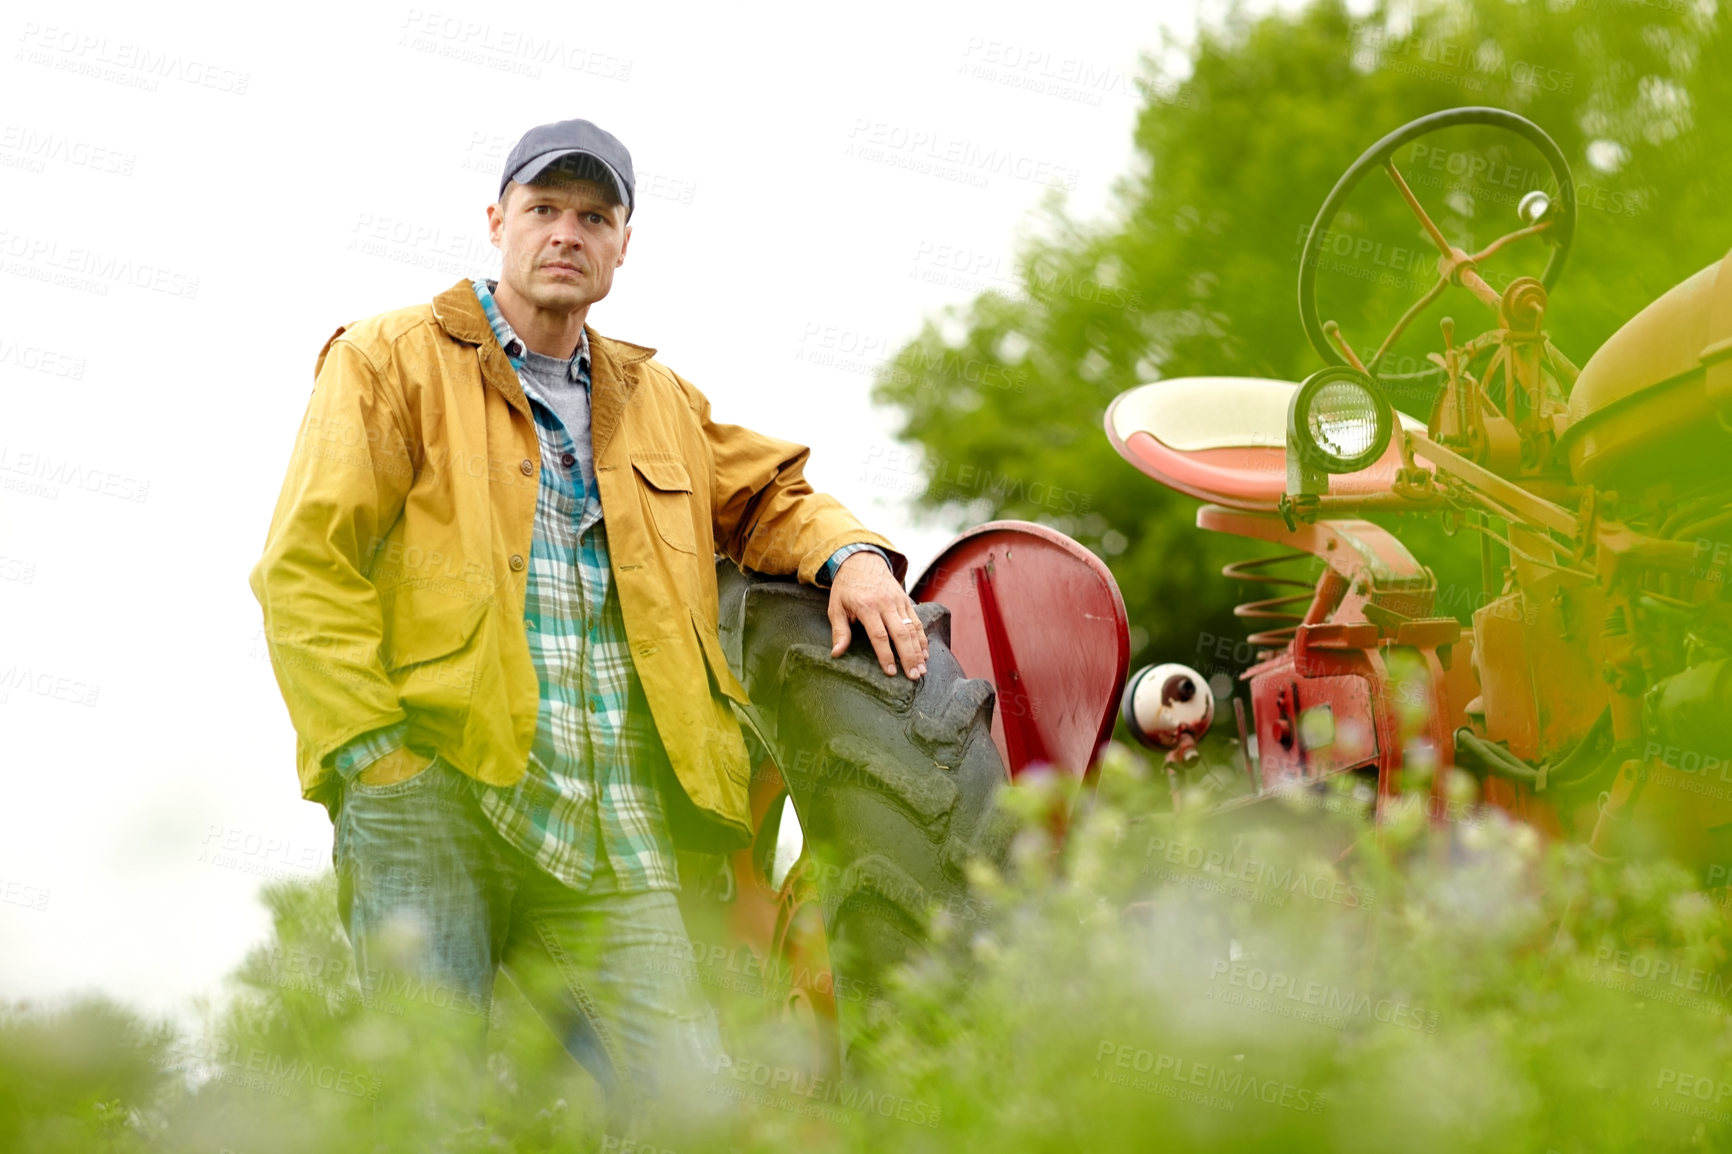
[826,552,928,679]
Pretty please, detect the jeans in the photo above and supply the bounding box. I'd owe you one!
[331,755,726,1133]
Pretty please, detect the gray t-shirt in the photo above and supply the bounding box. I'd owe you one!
[518,347,598,521]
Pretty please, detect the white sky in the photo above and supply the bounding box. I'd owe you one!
[0,0,1256,1023]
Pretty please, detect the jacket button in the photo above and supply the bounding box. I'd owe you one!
[519,458,534,476]
[509,554,525,571]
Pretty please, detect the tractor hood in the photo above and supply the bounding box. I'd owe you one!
[1562,247,1732,487]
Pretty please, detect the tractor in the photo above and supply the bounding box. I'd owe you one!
[692,106,1732,1078]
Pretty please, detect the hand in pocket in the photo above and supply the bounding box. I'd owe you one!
[357,747,437,787]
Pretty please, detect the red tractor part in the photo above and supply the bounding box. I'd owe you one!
[910,520,1131,782]
[1104,373,1561,830]
[1201,508,1468,802]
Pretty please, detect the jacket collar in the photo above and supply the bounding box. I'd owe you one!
[431,279,658,447]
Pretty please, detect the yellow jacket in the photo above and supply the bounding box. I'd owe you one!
[250,280,904,849]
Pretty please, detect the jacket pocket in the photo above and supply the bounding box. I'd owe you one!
[632,455,699,555]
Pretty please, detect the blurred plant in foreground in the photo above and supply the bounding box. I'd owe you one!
[7,745,1732,1151]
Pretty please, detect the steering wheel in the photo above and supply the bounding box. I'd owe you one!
[1297,107,1576,396]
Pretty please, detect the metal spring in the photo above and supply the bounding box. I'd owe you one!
[1224,551,1317,650]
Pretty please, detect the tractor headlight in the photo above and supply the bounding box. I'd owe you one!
[1288,366,1392,483]
[1120,663,1215,750]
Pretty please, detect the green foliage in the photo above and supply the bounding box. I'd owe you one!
[11,747,1732,1151]
[0,997,175,1153]
[868,749,1732,1153]
[874,0,1732,666]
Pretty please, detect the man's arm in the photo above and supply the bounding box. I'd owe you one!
[814,543,893,587]
[685,375,902,583]
[249,333,419,787]
[679,374,927,679]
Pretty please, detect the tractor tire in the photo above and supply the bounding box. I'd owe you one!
[714,563,1014,1059]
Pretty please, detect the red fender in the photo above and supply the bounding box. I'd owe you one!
[911,521,1131,781]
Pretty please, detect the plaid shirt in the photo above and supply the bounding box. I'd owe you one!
[336,281,678,893]
[331,284,891,894]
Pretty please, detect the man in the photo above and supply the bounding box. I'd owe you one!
[249,117,928,1128]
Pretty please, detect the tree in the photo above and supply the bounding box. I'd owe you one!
[874,0,1729,676]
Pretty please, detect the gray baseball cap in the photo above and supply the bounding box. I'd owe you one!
[499,118,635,218]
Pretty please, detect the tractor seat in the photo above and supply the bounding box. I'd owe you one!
[1105,376,1421,510]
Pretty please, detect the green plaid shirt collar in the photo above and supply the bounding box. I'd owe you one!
[470,279,590,381]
